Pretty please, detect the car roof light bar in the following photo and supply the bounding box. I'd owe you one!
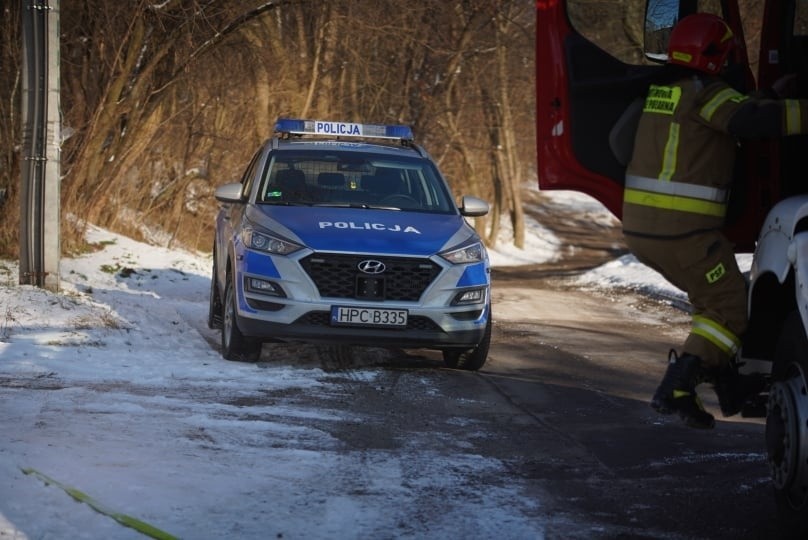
[274,118,414,142]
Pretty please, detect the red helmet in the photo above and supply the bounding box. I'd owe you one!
[667,13,736,75]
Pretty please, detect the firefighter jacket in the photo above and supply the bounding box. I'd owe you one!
[623,73,808,237]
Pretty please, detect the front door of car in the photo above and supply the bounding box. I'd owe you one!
[535,0,774,251]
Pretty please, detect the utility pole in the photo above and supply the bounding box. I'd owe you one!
[19,0,60,291]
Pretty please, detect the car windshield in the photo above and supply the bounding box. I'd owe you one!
[258,150,455,213]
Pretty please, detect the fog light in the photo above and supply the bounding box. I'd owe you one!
[245,277,284,297]
[452,288,485,305]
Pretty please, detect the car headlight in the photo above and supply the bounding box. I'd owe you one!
[242,228,302,255]
[440,241,485,264]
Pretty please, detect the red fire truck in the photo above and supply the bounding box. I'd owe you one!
[536,0,808,535]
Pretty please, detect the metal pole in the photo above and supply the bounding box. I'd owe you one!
[19,0,42,287]
[19,0,59,291]
[42,0,60,291]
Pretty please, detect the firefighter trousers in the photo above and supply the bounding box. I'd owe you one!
[623,229,747,370]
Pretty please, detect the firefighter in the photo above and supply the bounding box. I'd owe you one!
[623,13,808,429]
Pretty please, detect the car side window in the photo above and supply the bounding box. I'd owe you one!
[567,0,733,67]
[566,1,646,65]
[239,150,263,200]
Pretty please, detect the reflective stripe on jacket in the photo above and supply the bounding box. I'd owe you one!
[622,75,808,237]
[624,174,728,218]
[623,76,737,236]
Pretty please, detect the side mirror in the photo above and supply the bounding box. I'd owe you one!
[459,195,489,217]
[214,182,244,203]
[644,0,678,63]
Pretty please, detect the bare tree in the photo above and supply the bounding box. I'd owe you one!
[0,1,22,255]
[59,1,288,249]
[1,0,537,255]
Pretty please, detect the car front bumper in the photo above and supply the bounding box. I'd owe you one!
[235,309,489,349]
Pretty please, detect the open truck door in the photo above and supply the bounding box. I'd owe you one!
[537,1,808,535]
[535,0,660,219]
[536,0,764,251]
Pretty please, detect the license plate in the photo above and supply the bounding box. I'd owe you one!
[330,306,408,328]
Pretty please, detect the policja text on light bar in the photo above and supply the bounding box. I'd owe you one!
[274,118,414,141]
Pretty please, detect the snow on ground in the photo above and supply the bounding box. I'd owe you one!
[486,188,620,268]
[0,191,750,539]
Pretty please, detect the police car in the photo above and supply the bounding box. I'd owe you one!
[208,118,492,369]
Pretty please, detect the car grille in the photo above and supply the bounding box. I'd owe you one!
[300,253,441,301]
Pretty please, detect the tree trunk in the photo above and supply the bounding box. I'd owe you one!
[495,9,525,248]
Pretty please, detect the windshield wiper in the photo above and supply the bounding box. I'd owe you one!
[313,202,403,211]
[259,201,313,206]
[313,202,368,209]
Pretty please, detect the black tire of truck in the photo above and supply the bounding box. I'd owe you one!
[768,310,808,539]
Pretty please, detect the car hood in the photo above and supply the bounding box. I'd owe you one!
[248,205,476,256]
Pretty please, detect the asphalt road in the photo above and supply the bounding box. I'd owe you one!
[480,269,778,539]
[464,191,779,539]
[197,190,784,538]
[288,267,778,539]
[288,194,782,538]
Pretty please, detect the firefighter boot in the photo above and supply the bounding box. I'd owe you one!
[650,350,715,429]
[712,363,767,417]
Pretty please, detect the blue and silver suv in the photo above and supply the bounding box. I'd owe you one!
[208,119,491,369]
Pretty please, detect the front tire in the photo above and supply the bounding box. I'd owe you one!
[767,311,808,539]
[442,315,491,371]
[221,277,262,362]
